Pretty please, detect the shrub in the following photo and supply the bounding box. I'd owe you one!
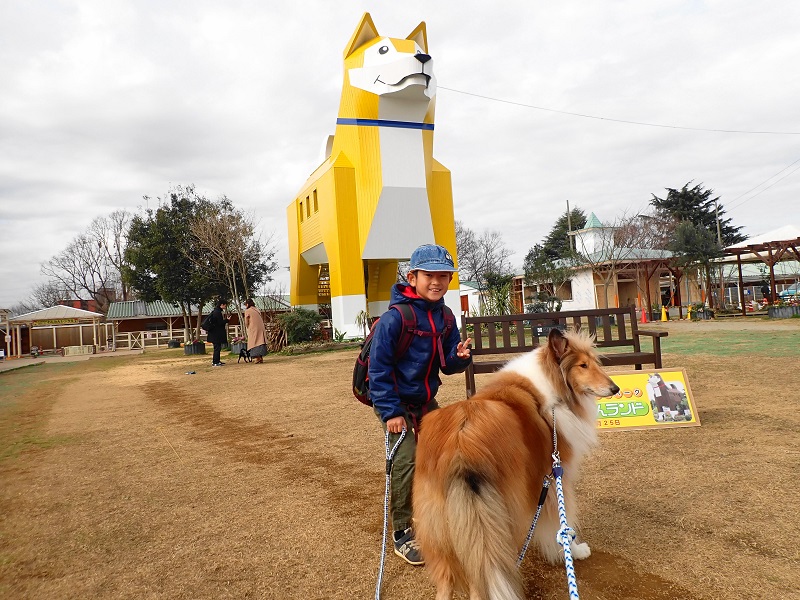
[276,308,323,344]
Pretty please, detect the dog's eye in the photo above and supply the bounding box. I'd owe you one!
[379,45,389,55]
[579,363,589,369]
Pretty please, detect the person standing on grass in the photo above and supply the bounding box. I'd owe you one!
[244,298,268,364]
[367,244,472,566]
[205,299,229,367]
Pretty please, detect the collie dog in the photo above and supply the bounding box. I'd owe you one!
[413,329,619,600]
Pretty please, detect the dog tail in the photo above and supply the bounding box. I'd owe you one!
[445,468,523,600]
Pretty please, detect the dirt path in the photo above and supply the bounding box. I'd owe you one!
[1,319,798,599]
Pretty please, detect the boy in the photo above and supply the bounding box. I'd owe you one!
[368,244,472,566]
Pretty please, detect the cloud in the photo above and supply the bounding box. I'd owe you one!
[2,1,799,306]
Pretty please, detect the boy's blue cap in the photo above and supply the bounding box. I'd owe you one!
[409,244,457,272]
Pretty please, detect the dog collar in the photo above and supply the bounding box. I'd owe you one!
[336,118,434,131]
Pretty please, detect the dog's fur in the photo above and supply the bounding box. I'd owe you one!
[237,348,251,363]
[413,329,619,600]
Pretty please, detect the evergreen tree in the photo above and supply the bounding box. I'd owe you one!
[543,208,587,259]
[650,182,745,246]
[123,185,226,339]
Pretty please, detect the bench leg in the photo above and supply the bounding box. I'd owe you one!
[465,369,476,398]
[653,338,663,369]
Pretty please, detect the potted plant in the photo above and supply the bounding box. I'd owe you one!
[184,339,206,355]
[648,304,661,322]
[768,298,799,319]
[691,302,713,320]
[230,336,247,355]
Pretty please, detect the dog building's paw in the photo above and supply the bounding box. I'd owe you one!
[571,541,591,560]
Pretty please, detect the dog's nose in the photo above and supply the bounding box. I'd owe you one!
[610,384,620,395]
[415,53,431,64]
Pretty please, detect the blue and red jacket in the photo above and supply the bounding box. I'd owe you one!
[368,283,472,422]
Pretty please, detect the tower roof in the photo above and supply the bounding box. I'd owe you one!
[584,212,604,229]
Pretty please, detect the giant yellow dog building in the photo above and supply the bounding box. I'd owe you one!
[287,13,460,337]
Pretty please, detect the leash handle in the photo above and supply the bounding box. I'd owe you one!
[376,426,407,600]
[517,477,550,566]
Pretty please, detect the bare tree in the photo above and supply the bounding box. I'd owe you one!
[455,221,514,285]
[89,210,132,301]
[191,198,277,333]
[41,233,118,313]
[30,281,69,308]
[39,210,132,314]
[9,301,39,317]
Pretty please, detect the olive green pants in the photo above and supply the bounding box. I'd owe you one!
[374,400,439,532]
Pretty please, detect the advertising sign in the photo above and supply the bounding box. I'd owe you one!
[598,369,700,431]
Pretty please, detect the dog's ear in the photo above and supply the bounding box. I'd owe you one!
[344,12,379,58]
[406,21,428,53]
[547,328,569,361]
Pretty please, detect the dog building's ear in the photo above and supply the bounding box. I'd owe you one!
[547,328,569,361]
[406,21,428,53]
[344,12,379,58]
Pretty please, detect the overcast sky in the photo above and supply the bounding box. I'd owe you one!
[2,1,799,307]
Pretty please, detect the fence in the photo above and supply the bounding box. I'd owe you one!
[113,325,244,351]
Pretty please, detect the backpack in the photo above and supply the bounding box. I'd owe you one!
[201,313,213,331]
[352,303,456,406]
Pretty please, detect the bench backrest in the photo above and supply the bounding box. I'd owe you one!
[462,306,642,355]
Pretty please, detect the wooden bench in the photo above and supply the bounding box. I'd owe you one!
[462,306,667,397]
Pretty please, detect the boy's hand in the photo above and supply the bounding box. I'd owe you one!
[386,416,406,434]
[457,338,472,359]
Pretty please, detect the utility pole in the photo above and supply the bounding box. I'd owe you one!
[566,200,573,251]
[714,199,724,310]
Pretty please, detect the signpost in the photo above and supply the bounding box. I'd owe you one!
[598,369,700,431]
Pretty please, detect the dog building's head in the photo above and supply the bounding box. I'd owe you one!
[343,13,436,101]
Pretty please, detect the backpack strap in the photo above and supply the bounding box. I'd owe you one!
[392,303,457,367]
[391,303,418,360]
[434,306,456,368]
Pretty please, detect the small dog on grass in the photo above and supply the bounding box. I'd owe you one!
[237,348,252,363]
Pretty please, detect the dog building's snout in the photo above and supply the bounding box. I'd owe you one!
[610,384,620,395]
[415,53,431,64]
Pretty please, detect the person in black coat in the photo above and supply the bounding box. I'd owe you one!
[205,300,229,366]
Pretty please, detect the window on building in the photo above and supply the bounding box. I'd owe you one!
[306,196,311,217]
[313,189,318,212]
[299,201,304,221]
[556,281,573,301]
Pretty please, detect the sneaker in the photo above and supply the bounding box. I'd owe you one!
[393,528,424,566]
[212,362,223,367]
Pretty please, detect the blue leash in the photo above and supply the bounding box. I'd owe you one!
[375,426,406,600]
[552,408,581,600]
[517,409,581,600]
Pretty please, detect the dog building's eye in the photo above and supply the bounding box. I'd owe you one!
[378,45,389,54]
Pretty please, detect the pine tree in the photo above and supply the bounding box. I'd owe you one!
[650,182,745,246]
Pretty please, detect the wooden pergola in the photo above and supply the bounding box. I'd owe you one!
[582,251,688,318]
[722,228,800,316]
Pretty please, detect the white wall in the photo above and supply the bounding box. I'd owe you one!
[560,269,597,311]
[460,284,481,316]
